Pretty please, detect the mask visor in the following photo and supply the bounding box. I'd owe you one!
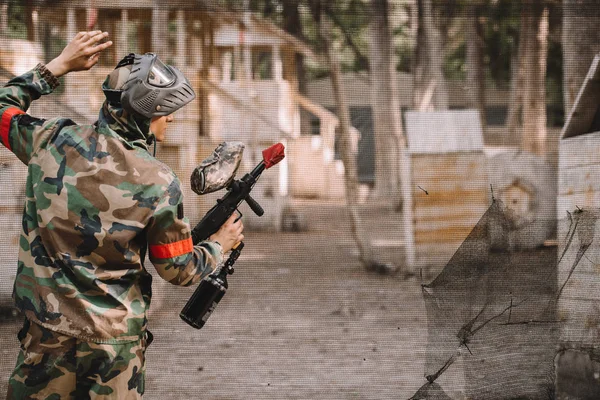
[148,57,176,87]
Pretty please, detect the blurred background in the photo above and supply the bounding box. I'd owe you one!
[0,0,599,398]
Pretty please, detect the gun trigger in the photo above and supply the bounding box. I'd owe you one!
[234,209,242,222]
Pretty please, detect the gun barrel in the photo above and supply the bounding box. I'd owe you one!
[249,161,266,179]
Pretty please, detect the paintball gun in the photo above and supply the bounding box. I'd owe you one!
[180,141,285,329]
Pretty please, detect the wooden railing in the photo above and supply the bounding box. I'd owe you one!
[292,92,339,162]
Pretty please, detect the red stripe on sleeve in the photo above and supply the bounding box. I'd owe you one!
[149,238,193,259]
[0,107,25,151]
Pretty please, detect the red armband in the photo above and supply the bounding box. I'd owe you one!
[0,107,25,151]
[149,237,193,259]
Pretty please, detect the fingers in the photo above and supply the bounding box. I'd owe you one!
[86,53,101,68]
[208,213,244,253]
[234,216,244,232]
[229,218,244,235]
[89,40,113,55]
[226,211,242,224]
[84,32,112,55]
[226,213,244,242]
[72,31,111,53]
[73,31,112,71]
[84,31,109,47]
[74,30,100,42]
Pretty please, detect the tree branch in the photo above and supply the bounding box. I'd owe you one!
[323,6,370,71]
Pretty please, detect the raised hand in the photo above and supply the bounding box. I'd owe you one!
[46,31,113,78]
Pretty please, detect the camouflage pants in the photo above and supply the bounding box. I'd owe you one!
[7,319,149,400]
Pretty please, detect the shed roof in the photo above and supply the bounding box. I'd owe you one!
[404,110,484,154]
[561,53,600,139]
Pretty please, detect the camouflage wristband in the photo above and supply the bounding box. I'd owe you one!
[35,63,60,90]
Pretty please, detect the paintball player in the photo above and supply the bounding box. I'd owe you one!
[2,31,243,398]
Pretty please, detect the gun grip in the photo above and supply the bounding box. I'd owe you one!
[246,195,264,216]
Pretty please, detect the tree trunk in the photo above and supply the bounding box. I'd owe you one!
[24,0,34,41]
[521,1,549,156]
[369,0,403,198]
[0,2,7,36]
[282,0,311,136]
[563,0,600,117]
[505,47,525,141]
[465,3,486,132]
[368,0,415,271]
[412,0,428,110]
[198,15,215,138]
[412,0,448,111]
[310,1,376,270]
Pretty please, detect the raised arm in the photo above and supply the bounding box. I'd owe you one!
[0,31,112,164]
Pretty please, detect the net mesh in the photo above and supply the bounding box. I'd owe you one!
[412,199,600,399]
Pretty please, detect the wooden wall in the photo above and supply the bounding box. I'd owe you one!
[405,110,489,272]
[412,151,490,271]
[556,132,600,347]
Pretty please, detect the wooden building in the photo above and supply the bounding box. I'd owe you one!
[404,110,490,270]
[554,52,600,397]
[0,1,356,227]
[556,54,600,348]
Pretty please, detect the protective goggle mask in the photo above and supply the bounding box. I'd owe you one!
[103,53,196,119]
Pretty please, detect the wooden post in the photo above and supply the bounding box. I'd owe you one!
[243,39,252,81]
[64,8,77,91]
[0,3,7,35]
[233,44,241,81]
[31,9,39,44]
[222,52,232,83]
[117,9,128,59]
[175,9,186,67]
[152,2,168,58]
[272,45,282,81]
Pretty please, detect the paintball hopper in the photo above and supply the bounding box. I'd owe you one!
[191,142,245,195]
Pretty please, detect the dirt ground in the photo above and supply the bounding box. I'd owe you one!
[0,199,430,399]
[0,199,590,399]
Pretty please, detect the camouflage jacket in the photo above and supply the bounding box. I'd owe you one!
[0,65,223,343]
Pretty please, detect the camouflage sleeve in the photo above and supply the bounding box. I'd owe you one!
[0,65,66,164]
[147,177,224,286]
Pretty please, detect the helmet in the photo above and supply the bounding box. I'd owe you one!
[102,53,196,118]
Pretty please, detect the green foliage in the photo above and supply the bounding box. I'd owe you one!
[5,0,27,40]
[392,23,413,73]
[444,41,466,81]
[213,0,565,113]
[482,0,520,88]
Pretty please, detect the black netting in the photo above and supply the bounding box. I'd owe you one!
[412,199,600,399]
